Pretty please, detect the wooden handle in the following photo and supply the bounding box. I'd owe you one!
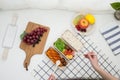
[11,13,18,25]
[24,52,32,71]
[2,48,9,61]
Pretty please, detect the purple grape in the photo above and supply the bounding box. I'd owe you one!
[26,39,30,43]
[35,35,39,39]
[29,36,32,39]
[37,31,40,35]
[22,27,47,46]
[30,40,34,44]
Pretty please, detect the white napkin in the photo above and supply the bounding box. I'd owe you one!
[100,24,120,55]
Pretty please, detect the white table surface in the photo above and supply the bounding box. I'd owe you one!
[0,9,120,80]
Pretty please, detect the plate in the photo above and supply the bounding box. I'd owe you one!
[71,14,96,35]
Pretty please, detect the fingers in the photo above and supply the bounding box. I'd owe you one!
[84,52,99,69]
[48,74,55,80]
[84,54,88,58]
[87,53,93,61]
[84,52,96,60]
[48,75,52,80]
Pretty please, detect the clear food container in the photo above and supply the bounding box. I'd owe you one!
[45,47,68,67]
[54,38,75,60]
[45,30,83,67]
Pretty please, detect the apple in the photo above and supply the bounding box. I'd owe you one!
[79,18,89,29]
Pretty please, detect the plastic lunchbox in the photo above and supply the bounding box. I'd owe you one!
[46,30,83,67]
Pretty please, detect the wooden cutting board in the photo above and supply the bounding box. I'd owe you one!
[20,22,50,70]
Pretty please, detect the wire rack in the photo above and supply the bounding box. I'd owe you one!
[32,33,120,80]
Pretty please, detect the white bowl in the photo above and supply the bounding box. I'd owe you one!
[71,13,96,36]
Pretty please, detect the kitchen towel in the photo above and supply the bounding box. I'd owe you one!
[32,34,120,80]
[100,24,120,55]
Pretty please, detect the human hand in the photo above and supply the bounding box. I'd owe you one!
[84,52,100,69]
[48,74,56,80]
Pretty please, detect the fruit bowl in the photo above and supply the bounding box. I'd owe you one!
[72,14,96,35]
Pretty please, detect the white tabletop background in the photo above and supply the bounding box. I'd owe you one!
[0,9,120,80]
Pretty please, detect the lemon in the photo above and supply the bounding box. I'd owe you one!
[85,14,95,24]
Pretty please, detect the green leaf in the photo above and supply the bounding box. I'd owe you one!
[20,31,27,40]
[111,2,120,10]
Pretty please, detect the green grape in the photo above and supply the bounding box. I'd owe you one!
[73,15,84,25]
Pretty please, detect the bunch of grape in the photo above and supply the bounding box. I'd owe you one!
[23,27,47,47]
[75,25,86,32]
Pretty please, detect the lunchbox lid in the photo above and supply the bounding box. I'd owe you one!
[61,30,83,52]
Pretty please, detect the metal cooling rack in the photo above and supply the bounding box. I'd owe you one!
[32,34,120,80]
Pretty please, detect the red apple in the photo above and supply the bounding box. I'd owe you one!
[79,18,89,29]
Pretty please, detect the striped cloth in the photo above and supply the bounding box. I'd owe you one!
[100,25,120,55]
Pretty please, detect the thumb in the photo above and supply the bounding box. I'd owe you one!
[87,54,93,62]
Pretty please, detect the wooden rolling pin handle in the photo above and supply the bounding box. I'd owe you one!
[2,48,9,61]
